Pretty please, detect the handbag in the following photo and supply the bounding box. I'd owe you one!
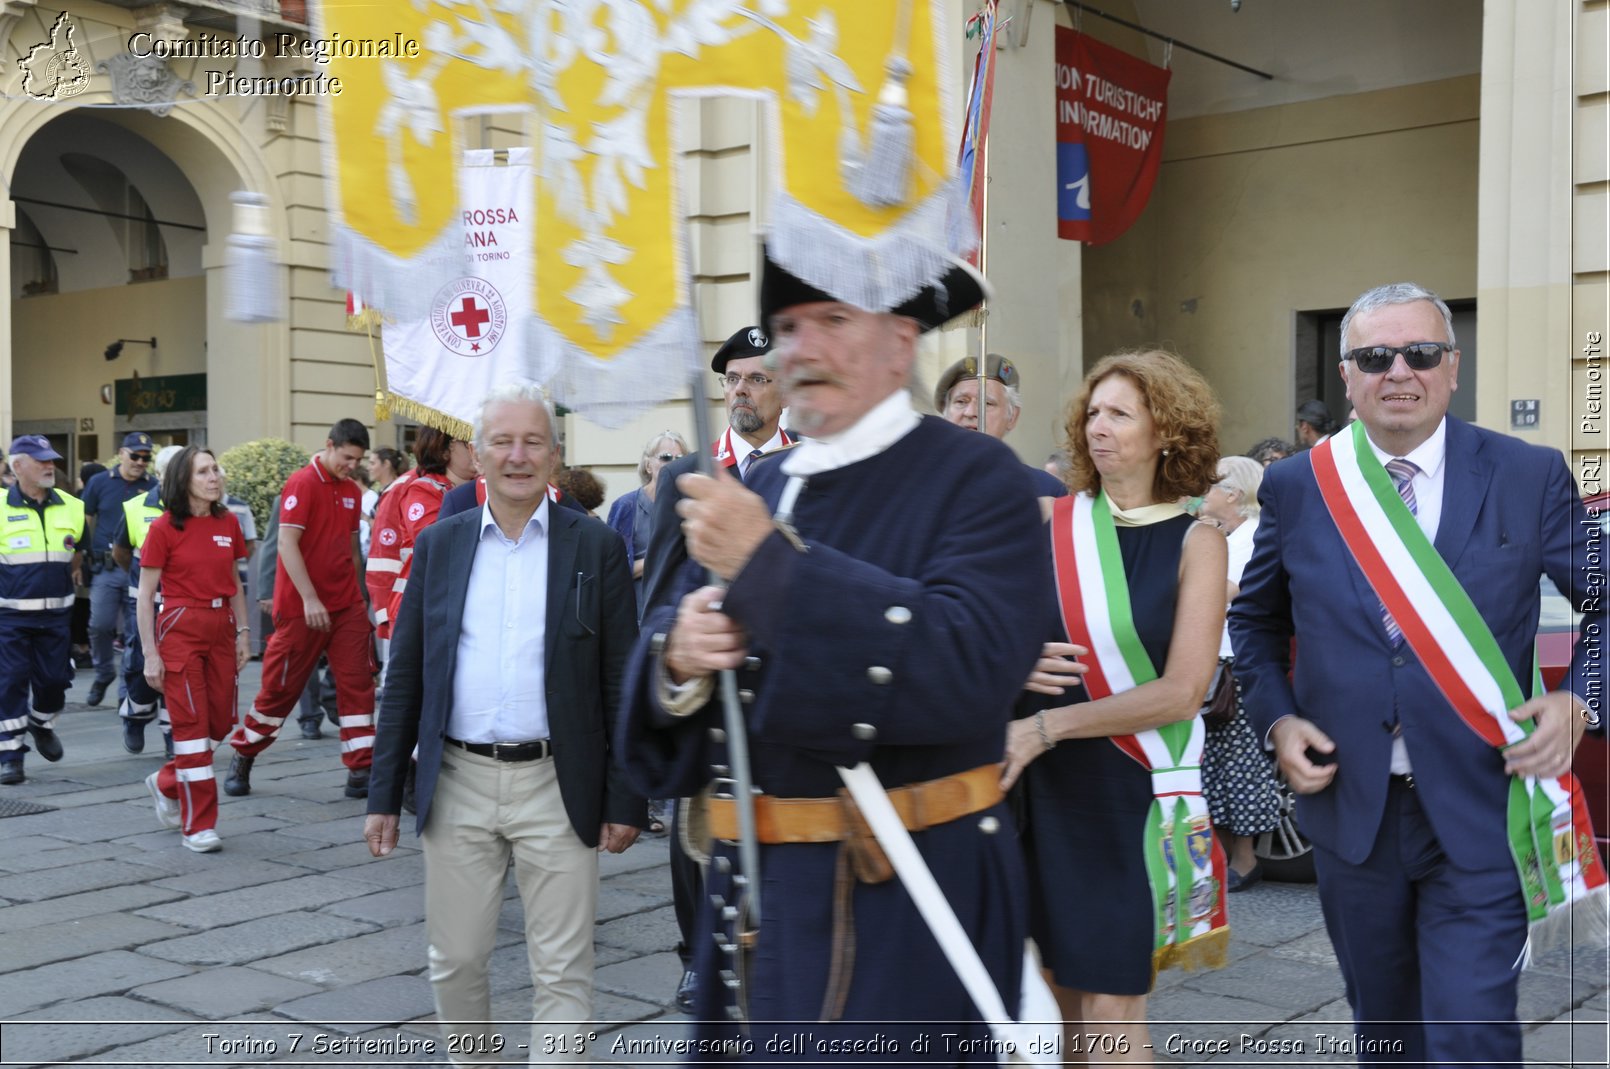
[1202,659,1238,726]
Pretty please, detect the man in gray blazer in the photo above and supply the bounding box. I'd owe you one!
[364,383,643,1064]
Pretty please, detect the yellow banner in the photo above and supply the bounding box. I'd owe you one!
[318,1,962,422]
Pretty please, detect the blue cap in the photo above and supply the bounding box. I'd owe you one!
[122,432,154,452]
[8,435,62,462]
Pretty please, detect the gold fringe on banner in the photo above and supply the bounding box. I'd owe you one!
[347,307,383,332]
[384,394,474,442]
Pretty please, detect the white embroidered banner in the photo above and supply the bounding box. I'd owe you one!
[381,150,534,436]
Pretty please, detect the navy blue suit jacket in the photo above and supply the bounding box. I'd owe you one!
[368,503,643,843]
[1230,417,1603,869]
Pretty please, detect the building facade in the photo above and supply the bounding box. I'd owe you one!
[1,0,1602,505]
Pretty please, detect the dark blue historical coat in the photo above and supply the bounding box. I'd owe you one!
[618,414,1051,1064]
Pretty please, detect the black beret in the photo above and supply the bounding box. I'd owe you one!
[758,249,989,333]
[711,325,772,374]
[933,353,1020,412]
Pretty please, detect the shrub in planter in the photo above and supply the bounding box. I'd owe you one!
[217,438,311,532]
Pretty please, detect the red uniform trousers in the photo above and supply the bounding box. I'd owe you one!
[231,600,374,769]
[152,601,237,835]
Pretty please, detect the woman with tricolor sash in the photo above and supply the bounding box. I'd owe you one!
[1002,350,1229,1062]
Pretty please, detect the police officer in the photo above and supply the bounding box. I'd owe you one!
[79,432,158,707]
[0,436,86,784]
[109,477,166,755]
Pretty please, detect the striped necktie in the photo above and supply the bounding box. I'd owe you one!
[738,448,765,483]
[1379,458,1420,645]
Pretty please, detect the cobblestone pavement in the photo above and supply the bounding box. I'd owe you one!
[0,663,1604,1067]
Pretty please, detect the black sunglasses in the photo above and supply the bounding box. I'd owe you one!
[129,453,152,462]
[1343,342,1452,374]
[654,452,679,463]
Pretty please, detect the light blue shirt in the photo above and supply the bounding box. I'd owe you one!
[450,499,550,742]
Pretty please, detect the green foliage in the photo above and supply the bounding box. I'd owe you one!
[216,438,310,533]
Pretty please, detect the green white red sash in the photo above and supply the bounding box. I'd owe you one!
[1050,492,1229,976]
[1312,423,1607,954]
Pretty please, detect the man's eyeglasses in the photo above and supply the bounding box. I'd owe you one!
[718,373,772,389]
[1343,342,1451,374]
[129,453,152,462]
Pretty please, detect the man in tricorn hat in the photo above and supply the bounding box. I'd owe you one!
[936,353,1067,500]
[619,251,1049,1055]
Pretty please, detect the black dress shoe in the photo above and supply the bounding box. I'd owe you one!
[674,970,697,1014]
[122,717,146,754]
[0,761,23,785]
[27,722,63,762]
[299,719,323,740]
[344,768,370,799]
[1228,863,1264,893]
[224,754,253,796]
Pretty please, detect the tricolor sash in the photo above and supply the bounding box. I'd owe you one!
[1050,492,1230,976]
[1312,423,1607,956]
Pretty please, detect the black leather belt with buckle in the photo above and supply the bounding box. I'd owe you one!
[447,737,551,762]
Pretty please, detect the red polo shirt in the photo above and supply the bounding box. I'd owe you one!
[274,456,362,618]
[141,511,246,603]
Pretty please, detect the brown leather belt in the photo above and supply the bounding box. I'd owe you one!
[706,764,1003,844]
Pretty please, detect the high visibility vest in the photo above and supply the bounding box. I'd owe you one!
[0,488,85,613]
[123,491,164,597]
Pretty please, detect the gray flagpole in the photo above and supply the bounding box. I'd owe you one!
[679,219,763,940]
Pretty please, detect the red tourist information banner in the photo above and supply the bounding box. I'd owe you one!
[1055,28,1171,245]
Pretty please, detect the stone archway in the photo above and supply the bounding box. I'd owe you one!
[0,90,291,452]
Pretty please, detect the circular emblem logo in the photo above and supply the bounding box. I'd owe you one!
[430,277,508,356]
[747,328,768,349]
[378,527,398,547]
[283,494,298,511]
[406,502,426,523]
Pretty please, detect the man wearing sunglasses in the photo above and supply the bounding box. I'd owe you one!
[79,432,158,710]
[1232,282,1604,1067]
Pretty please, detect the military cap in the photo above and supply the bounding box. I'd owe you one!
[933,353,1020,413]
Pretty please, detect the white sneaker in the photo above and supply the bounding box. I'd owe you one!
[145,772,180,829]
[182,829,222,853]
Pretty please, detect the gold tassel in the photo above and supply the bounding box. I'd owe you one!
[364,321,389,424]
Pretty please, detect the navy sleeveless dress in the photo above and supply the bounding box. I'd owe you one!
[1019,512,1195,996]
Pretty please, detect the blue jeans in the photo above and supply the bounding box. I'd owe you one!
[88,565,128,695]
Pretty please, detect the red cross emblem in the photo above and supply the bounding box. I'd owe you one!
[430,278,508,357]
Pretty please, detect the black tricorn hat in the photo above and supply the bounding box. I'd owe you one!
[758,249,989,333]
[711,325,773,374]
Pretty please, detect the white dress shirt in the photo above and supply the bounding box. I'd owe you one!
[1362,419,1448,775]
[451,499,551,742]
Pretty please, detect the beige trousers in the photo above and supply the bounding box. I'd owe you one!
[421,746,598,1066]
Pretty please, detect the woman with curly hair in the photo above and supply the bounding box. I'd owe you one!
[1001,349,1228,1062]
